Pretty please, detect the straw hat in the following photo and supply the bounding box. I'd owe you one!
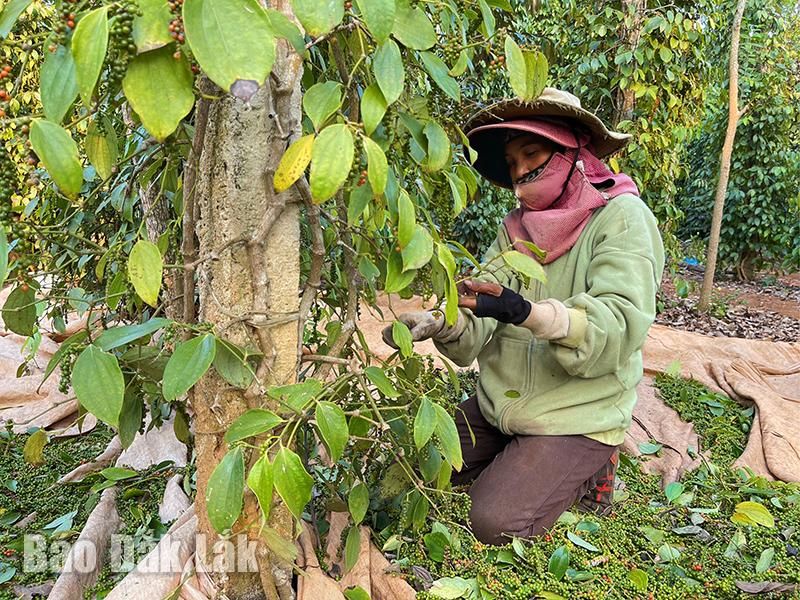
[464,87,631,188]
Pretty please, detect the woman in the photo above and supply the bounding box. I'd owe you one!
[384,88,664,544]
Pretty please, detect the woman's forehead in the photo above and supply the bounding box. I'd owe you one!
[504,132,552,153]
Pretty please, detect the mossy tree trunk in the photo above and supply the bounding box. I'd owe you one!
[187,18,304,599]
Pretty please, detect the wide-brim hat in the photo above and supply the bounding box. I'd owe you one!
[464,87,632,188]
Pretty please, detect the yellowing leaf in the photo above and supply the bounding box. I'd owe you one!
[133,0,173,53]
[127,240,163,307]
[310,124,354,203]
[85,116,118,180]
[274,134,314,192]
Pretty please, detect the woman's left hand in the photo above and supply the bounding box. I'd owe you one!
[458,280,532,325]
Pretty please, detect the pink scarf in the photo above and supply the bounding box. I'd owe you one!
[503,136,639,264]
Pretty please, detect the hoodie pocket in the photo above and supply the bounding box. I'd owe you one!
[479,334,532,432]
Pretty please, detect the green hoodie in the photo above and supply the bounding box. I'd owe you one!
[434,194,665,446]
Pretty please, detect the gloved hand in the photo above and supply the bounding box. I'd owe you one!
[458,279,532,325]
[382,310,462,349]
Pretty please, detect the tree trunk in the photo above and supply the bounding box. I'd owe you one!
[613,0,645,126]
[699,0,747,311]
[189,27,304,600]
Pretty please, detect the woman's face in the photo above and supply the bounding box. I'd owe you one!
[504,133,557,185]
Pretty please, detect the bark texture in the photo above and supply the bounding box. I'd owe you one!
[699,0,747,310]
[613,0,645,126]
[190,37,303,600]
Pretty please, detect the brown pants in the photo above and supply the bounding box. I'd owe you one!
[452,396,617,545]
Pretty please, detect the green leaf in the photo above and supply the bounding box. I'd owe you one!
[0,563,16,585]
[274,133,314,193]
[344,525,361,573]
[264,9,306,56]
[132,0,173,52]
[567,531,600,552]
[659,46,673,63]
[303,81,343,131]
[183,0,275,92]
[755,547,774,573]
[247,453,274,520]
[72,345,124,427]
[639,525,665,545]
[268,379,323,412]
[127,240,163,307]
[502,250,547,284]
[29,120,83,198]
[437,243,456,279]
[291,0,343,36]
[95,318,171,351]
[315,401,348,462]
[373,39,404,104]
[402,225,433,272]
[504,36,526,100]
[414,397,437,449]
[224,409,283,443]
[213,338,256,389]
[361,82,387,135]
[445,172,467,216]
[0,226,6,286]
[478,0,495,37]
[423,121,450,172]
[85,116,118,181]
[523,50,548,100]
[348,482,369,525]
[162,333,216,400]
[732,501,775,528]
[638,441,662,455]
[449,50,469,77]
[310,124,354,203]
[384,249,415,293]
[548,546,570,580]
[118,392,142,449]
[424,531,449,562]
[391,4,435,50]
[262,525,299,563]
[23,429,47,466]
[664,481,684,504]
[0,0,31,37]
[348,184,372,224]
[173,406,191,444]
[364,366,400,398]
[392,320,413,357]
[206,447,245,533]
[71,7,109,105]
[363,137,388,196]
[344,586,371,600]
[106,271,127,311]
[100,467,138,481]
[123,45,194,141]
[273,446,313,519]
[628,568,648,592]
[419,52,460,101]
[40,45,78,124]
[1,285,36,336]
[657,543,680,562]
[429,576,472,599]
[433,403,462,471]
[357,0,396,42]
[397,190,415,248]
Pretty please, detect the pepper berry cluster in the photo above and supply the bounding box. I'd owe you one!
[106,0,142,90]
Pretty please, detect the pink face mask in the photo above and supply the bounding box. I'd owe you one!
[512,152,575,211]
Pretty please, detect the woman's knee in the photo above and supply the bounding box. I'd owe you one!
[469,501,556,544]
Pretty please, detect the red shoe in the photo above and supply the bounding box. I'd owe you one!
[578,450,618,515]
